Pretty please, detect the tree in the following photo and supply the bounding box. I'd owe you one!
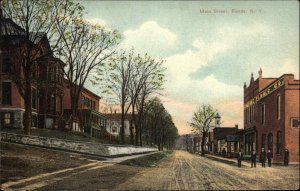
[1,0,69,134]
[143,97,178,150]
[189,104,216,156]
[98,50,134,144]
[128,52,165,145]
[134,58,165,146]
[99,50,165,145]
[52,4,120,131]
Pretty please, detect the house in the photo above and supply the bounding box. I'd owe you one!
[0,14,64,129]
[62,81,107,138]
[104,112,134,137]
[213,126,239,157]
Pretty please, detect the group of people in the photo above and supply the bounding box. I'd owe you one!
[236,148,289,168]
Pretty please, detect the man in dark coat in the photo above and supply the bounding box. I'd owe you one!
[260,148,266,167]
[251,151,257,168]
[284,149,289,166]
[267,149,272,167]
[237,150,243,168]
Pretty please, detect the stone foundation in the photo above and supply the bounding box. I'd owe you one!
[0,132,157,157]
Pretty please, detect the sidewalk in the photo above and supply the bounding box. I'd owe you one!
[203,153,252,168]
[202,153,299,167]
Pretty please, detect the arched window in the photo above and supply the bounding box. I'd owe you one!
[261,103,265,124]
[268,133,273,156]
[277,95,281,120]
[261,134,266,149]
[276,131,282,154]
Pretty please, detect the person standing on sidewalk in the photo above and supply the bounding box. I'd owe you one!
[251,151,257,168]
[267,149,272,167]
[260,148,266,167]
[237,150,243,168]
[284,149,289,166]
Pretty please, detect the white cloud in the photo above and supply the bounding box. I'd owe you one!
[264,58,299,79]
[161,23,272,134]
[120,21,177,56]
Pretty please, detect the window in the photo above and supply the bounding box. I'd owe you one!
[261,103,265,124]
[261,134,266,150]
[1,112,14,125]
[277,95,281,120]
[276,131,282,154]
[291,118,299,128]
[2,55,12,73]
[32,88,37,109]
[250,106,252,122]
[2,82,12,104]
[253,104,256,121]
[268,133,273,156]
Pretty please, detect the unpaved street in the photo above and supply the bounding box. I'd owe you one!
[116,151,299,190]
[2,150,299,190]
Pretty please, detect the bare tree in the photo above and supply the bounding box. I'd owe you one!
[99,50,134,144]
[135,61,165,146]
[189,104,216,156]
[128,53,165,144]
[53,8,120,131]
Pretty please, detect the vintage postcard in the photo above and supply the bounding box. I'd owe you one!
[0,0,299,190]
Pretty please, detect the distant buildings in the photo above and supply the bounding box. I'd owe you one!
[243,69,299,163]
[105,112,134,137]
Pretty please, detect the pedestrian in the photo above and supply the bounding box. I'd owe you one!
[251,151,257,168]
[267,149,272,167]
[237,150,243,168]
[284,149,289,166]
[260,148,266,167]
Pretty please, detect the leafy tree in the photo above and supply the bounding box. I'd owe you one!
[143,97,178,150]
[98,50,165,145]
[52,2,120,131]
[189,104,216,156]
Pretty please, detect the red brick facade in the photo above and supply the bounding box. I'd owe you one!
[243,69,299,163]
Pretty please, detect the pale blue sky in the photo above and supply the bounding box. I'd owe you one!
[79,1,299,134]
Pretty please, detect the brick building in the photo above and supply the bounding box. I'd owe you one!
[62,81,107,138]
[243,69,299,163]
[0,14,64,129]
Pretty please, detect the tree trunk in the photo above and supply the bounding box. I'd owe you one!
[130,104,135,145]
[23,79,32,135]
[120,104,125,144]
[201,132,207,156]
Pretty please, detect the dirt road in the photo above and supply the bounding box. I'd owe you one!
[116,150,299,190]
[1,148,299,190]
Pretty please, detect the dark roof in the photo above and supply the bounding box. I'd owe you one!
[63,78,101,100]
[0,17,25,36]
[104,113,135,121]
[213,127,238,140]
[29,32,46,44]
